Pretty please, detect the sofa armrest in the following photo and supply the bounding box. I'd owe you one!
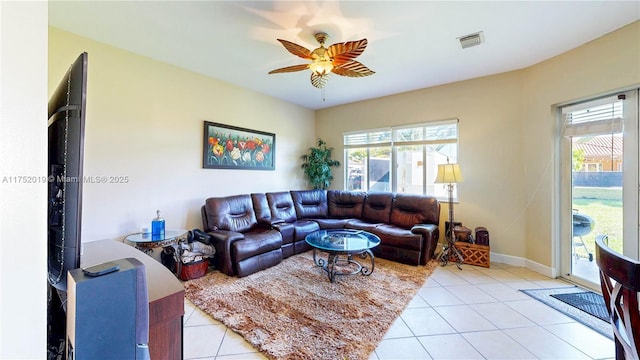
[411,224,440,265]
[271,222,295,244]
[257,217,285,227]
[208,229,244,276]
[411,223,437,235]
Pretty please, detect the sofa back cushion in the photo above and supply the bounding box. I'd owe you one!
[266,191,297,223]
[327,190,366,218]
[361,192,394,223]
[204,194,257,233]
[290,190,328,219]
[251,193,271,223]
[390,193,440,229]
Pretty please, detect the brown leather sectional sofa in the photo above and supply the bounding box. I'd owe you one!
[201,190,441,277]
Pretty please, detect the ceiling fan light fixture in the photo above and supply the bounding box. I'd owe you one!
[458,31,484,49]
[268,31,374,90]
[309,60,333,76]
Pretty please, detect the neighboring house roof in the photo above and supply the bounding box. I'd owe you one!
[574,135,622,158]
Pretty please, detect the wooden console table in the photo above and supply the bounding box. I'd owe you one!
[82,239,185,360]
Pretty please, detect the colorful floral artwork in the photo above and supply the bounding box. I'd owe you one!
[203,121,275,170]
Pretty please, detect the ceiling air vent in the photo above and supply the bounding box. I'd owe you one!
[458,31,484,49]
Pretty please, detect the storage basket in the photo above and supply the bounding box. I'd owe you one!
[177,259,209,281]
[451,242,490,268]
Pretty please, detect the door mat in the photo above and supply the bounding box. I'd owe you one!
[550,291,609,322]
[520,286,613,340]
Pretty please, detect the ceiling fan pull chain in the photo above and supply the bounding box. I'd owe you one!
[321,87,326,102]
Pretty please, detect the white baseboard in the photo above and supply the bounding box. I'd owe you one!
[491,252,555,278]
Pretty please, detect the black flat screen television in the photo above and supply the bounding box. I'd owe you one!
[47,52,88,291]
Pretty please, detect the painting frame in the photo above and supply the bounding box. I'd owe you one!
[202,121,275,170]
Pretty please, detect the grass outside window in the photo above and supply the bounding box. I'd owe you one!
[572,186,622,256]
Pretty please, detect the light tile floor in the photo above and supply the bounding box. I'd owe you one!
[183,261,614,360]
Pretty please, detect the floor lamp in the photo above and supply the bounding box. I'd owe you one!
[435,158,464,269]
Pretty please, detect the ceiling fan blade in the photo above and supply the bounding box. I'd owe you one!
[326,39,368,65]
[268,64,310,74]
[276,39,313,60]
[332,60,375,77]
[310,73,329,88]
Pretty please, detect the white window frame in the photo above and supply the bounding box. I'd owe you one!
[343,119,459,200]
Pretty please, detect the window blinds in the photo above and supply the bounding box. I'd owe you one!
[344,119,458,147]
[562,96,624,137]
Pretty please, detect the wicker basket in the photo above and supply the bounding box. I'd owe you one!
[177,259,209,281]
[451,242,490,268]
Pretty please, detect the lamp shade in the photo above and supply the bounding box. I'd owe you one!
[434,163,463,183]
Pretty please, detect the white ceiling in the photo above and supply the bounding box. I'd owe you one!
[49,1,640,110]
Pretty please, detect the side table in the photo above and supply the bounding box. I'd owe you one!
[125,229,188,264]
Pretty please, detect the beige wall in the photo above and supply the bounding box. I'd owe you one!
[1,2,48,357]
[521,21,640,269]
[49,28,316,242]
[317,21,640,271]
[316,71,527,263]
[1,8,636,358]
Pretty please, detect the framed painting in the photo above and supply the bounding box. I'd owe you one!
[203,121,275,170]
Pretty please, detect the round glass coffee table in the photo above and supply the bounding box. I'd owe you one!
[305,229,381,282]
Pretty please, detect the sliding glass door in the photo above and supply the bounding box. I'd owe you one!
[559,89,639,289]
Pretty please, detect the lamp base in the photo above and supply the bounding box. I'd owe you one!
[445,221,462,240]
[438,237,463,270]
[438,182,463,269]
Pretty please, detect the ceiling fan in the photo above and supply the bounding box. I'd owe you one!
[268,32,375,89]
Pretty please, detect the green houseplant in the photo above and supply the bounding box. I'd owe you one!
[300,138,341,190]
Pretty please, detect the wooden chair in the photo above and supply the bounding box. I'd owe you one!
[595,236,640,360]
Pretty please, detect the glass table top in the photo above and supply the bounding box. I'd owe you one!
[305,229,380,252]
[125,229,188,244]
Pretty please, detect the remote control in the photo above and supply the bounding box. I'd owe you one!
[82,262,120,277]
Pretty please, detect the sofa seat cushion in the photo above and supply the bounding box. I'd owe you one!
[374,224,423,252]
[345,218,384,233]
[232,229,282,262]
[313,218,351,229]
[292,220,320,241]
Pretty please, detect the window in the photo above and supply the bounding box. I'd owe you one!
[558,91,639,287]
[344,119,459,199]
[583,163,601,172]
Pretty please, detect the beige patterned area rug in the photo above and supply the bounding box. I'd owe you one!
[184,251,438,360]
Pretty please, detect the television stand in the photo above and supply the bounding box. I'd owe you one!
[81,240,184,360]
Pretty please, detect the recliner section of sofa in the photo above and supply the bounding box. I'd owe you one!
[201,194,282,277]
[345,192,393,232]
[376,193,440,266]
[266,191,319,257]
[202,190,440,277]
[319,190,366,229]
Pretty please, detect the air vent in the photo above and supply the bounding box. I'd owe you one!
[458,31,484,49]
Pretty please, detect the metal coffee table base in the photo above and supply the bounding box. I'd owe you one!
[312,248,375,282]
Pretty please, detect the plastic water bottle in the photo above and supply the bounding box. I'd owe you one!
[151,210,165,240]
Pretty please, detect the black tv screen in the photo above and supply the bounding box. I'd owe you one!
[47,52,87,291]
